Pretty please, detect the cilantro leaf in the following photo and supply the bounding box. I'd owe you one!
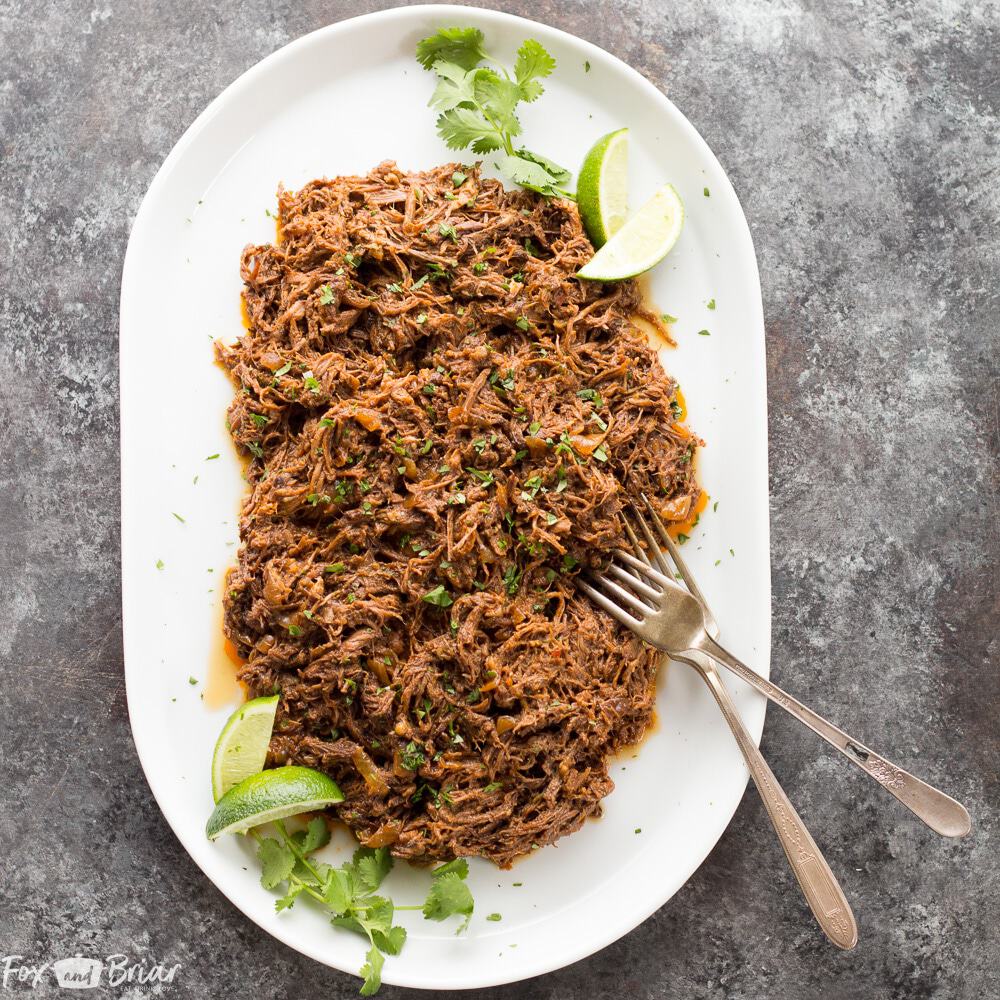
[423,871,475,932]
[362,895,395,934]
[514,147,572,185]
[275,883,304,912]
[432,857,470,880]
[514,39,556,101]
[473,71,523,136]
[436,107,505,153]
[495,151,572,197]
[416,27,489,72]
[257,837,295,890]
[300,815,331,854]
[428,61,479,111]
[354,847,393,893]
[372,925,407,956]
[358,944,384,996]
[322,867,354,913]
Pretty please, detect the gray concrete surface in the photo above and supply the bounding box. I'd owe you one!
[0,1,997,998]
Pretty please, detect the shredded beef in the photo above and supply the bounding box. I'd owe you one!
[216,161,701,867]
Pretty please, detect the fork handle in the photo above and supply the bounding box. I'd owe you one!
[695,636,971,838]
[683,654,858,949]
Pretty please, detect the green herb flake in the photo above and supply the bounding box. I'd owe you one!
[401,740,426,770]
[319,284,335,305]
[698,329,711,337]
[422,584,454,608]
[707,298,716,310]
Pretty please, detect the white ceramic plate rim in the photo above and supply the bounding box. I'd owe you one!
[121,4,770,989]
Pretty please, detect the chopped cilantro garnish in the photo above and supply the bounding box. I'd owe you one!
[401,741,426,770]
[422,585,453,608]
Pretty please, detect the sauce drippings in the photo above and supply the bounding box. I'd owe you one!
[672,386,687,421]
[668,487,709,540]
[205,617,245,709]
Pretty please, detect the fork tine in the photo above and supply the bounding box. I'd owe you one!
[640,493,713,613]
[613,549,674,590]
[629,506,673,576]
[589,572,655,618]
[621,517,650,565]
[576,577,645,630]
[606,561,662,602]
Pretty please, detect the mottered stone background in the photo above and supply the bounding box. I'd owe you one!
[0,2,997,998]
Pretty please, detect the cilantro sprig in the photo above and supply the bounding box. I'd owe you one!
[250,819,474,994]
[416,27,573,198]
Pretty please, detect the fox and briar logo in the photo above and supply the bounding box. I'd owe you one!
[2,954,182,990]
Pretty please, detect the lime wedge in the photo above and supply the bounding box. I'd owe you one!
[206,766,344,840]
[577,183,684,281]
[577,127,629,248]
[211,694,280,802]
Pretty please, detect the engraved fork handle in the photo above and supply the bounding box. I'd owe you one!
[695,636,971,838]
[680,652,858,949]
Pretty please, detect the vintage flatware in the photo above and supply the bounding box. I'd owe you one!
[619,515,858,948]
[579,498,971,840]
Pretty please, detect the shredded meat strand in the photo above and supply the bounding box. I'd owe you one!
[216,161,702,868]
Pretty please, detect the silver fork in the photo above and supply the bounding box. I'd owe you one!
[580,498,972,841]
[616,506,858,949]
